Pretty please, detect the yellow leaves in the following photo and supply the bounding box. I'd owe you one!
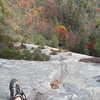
[55,26,67,33]
[55,25,68,40]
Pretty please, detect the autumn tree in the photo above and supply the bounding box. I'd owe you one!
[55,26,68,41]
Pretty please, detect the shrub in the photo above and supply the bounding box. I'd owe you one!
[87,34,96,56]
[21,34,34,43]
[94,42,100,56]
[0,34,12,43]
[5,43,14,49]
[20,50,33,60]
[0,48,22,59]
[54,26,68,41]
[76,38,88,54]
[94,35,100,57]
[11,35,23,42]
[0,48,50,61]
[38,45,45,49]
[33,34,46,46]
[0,42,14,51]
[33,49,50,61]
[49,34,59,48]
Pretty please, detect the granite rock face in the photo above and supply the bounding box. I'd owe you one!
[0,44,100,100]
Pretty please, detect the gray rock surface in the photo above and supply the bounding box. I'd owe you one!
[0,44,100,100]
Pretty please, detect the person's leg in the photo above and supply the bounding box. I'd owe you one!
[14,97,22,100]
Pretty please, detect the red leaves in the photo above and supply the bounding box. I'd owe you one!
[87,41,96,49]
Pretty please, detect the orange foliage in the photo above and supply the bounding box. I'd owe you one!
[55,26,68,40]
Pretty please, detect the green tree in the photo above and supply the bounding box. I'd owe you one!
[33,34,46,46]
[94,34,100,57]
[77,37,88,54]
[49,34,59,48]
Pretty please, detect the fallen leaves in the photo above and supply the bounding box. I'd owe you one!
[50,49,69,55]
[50,79,62,89]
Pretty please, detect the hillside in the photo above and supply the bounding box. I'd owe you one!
[0,0,100,57]
[0,44,100,100]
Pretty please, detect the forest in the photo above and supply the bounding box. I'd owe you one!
[0,0,100,59]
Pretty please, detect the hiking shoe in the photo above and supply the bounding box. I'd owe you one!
[9,79,27,100]
[9,79,21,100]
